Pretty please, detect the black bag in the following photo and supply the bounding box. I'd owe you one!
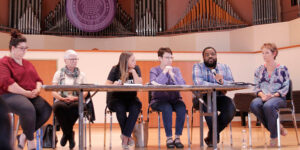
[42,124,57,148]
[85,92,96,123]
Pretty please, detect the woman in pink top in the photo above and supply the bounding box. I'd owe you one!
[0,30,51,150]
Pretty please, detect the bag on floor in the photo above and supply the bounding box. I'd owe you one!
[133,118,148,147]
[42,124,57,148]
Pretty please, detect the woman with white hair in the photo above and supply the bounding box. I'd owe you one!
[52,49,87,149]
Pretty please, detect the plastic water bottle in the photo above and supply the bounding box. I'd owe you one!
[242,129,247,149]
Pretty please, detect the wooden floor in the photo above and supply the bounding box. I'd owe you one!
[19,125,300,150]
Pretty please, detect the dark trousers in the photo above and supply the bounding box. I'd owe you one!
[53,101,79,137]
[108,97,141,137]
[151,100,186,137]
[0,97,12,150]
[1,93,52,140]
[195,95,236,139]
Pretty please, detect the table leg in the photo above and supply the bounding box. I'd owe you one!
[212,90,217,149]
[199,97,204,147]
[79,90,84,150]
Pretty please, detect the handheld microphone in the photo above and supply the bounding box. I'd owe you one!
[211,69,222,84]
[211,69,217,76]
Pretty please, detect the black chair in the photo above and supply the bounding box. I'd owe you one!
[147,91,191,148]
[276,80,300,147]
[52,92,95,148]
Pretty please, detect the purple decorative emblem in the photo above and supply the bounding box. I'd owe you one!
[66,0,116,32]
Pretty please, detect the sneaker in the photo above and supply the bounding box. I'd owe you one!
[120,135,129,149]
[17,134,26,149]
[269,138,278,147]
[128,137,135,146]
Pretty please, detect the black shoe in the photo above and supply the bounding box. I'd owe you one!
[204,135,220,147]
[204,136,213,147]
[60,133,68,146]
[166,138,175,148]
[174,138,184,148]
[69,131,76,149]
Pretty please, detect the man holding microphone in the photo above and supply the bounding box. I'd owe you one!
[192,47,235,147]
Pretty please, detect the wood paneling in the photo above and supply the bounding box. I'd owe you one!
[136,60,201,128]
[0,0,9,26]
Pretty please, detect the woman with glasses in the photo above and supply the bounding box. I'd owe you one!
[150,47,186,148]
[0,30,51,150]
[52,49,87,149]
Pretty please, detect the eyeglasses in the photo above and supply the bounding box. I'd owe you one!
[16,46,28,51]
[66,58,79,61]
[163,56,174,60]
[204,53,216,57]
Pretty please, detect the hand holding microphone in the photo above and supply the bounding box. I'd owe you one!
[211,69,224,85]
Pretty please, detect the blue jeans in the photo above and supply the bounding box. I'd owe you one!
[151,100,186,137]
[250,97,286,138]
[202,95,236,139]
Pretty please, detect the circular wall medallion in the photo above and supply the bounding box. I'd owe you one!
[66,0,116,32]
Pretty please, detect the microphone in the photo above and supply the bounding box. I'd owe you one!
[211,69,222,84]
[211,69,217,76]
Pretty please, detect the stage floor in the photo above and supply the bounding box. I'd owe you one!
[19,125,300,150]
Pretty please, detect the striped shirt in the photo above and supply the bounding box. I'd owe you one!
[192,63,234,86]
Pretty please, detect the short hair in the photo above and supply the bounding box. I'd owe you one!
[261,43,278,59]
[9,30,26,51]
[202,47,216,57]
[64,49,78,59]
[158,47,172,57]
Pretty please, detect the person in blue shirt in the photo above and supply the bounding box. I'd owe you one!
[150,47,186,148]
[250,43,289,146]
[192,47,235,147]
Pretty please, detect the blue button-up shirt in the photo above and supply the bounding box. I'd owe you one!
[193,63,234,86]
[254,64,290,97]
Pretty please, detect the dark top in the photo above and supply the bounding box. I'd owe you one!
[0,56,43,95]
[106,65,141,104]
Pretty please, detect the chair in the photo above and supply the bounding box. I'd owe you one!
[147,91,191,148]
[103,93,144,148]
[191,93,233,146]
[276,80,300,147]
[233,92,256,147]
[10,113,43,150]
[52,92,95,148]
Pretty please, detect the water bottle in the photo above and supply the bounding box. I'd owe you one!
[242,129,247,149]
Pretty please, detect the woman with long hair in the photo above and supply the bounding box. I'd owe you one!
[106,52,142,149]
